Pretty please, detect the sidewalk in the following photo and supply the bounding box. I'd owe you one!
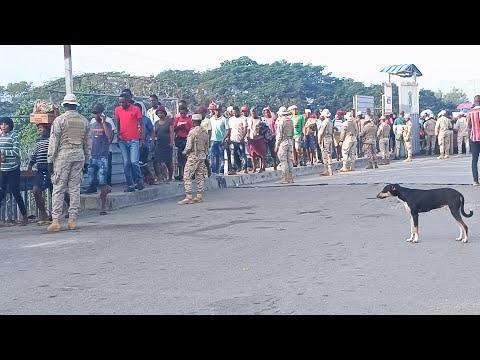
[80,157,372,211]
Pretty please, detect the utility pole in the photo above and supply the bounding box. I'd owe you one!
[64,45,74,94]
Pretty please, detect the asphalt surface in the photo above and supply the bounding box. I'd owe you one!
[2,154,480,314]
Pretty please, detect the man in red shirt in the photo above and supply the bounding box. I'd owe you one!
[467,95,480,185]
[173,105,193,180]
[115,92,146,192]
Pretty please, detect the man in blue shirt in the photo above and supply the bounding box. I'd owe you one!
[83,103,113,215]
[134,103,154,185]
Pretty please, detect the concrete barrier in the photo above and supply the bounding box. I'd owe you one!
[80,157,370,211]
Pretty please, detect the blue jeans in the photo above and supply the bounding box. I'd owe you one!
[210,141,225,175]
[231,141,247,171]
[118,140,142,187]
[87,155,109,186]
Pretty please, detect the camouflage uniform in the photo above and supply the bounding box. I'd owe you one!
[377,121,391,164]
[339,118,358,171]
[179,125,210,204]
[318,117,334,176]
[423,118,436,155]
[435,115,452,159]
[275,114,295,183]
[402,120,413,162]
[455,115,470,155]
[48,110,92,221]
[359,120,378,168]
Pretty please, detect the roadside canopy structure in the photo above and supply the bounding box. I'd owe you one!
[380,64,423,78]
[456,102,473,110]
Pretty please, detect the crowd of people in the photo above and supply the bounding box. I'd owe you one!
[2,92,480,228]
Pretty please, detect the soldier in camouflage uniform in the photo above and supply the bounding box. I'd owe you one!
[178,113,210,205]
[275,106,295,184]
[402,114,413,162]
[318,109,334,176]
[339,112,358,172]
[423,115,437,155]
[359,115,378,169]
[455,112,470,155]
[377,115,391,165]
[435,110,452,159]
[47,94,92,232]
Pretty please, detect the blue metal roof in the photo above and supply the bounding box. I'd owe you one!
[380,64,422,78]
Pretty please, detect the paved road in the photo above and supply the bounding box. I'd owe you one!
[2,155,480,314]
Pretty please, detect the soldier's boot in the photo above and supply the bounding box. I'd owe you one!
[178,193,194,205]
[374,161,378,169]
[327,165,333,176]
[287,174,294,183]
[404,157,412,162]
[366,161,373,169]
[320,166,330,176]
[193,192,203,203]
[67,218,77,230]
[47,218,61,232]
[385,158,390,165]
[340,161,348,172]
[349,162,355,171]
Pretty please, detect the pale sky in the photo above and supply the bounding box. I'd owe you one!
[1,45,479,102]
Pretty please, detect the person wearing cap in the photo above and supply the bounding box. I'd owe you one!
[318,109,334,176]
[208,102,229,176]
[46,94,92,232]
[0,117,29,225]
[455,112,470,155]
[435,110,452,159]
[304,112,318,166]
[423,114,437,156]
[377,115,391,165]
[178,113,210,205]
[338,112,358,172]
[274,107,295,184]
[82,104,114,214]
[402,114,413,162]
[287,105,306,167]
[90,103,117,138]
[115,92,146,192]
[153,106,174,183]
[359,112,379,168]
[355,112,365,158]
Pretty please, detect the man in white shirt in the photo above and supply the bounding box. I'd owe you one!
[146,94,160,125]
[228,106,248,174]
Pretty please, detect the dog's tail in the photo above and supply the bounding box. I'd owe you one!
[460,193,473,218]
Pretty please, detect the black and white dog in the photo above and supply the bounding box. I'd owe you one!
[377,184,473,243]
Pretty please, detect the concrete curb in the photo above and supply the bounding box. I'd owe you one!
[80,157,370,211]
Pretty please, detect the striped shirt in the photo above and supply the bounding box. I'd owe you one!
[0,131,20,172]
[467,106,480,142]
[29,136,50,167]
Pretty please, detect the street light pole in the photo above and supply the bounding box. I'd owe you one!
[64,45,74,94]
